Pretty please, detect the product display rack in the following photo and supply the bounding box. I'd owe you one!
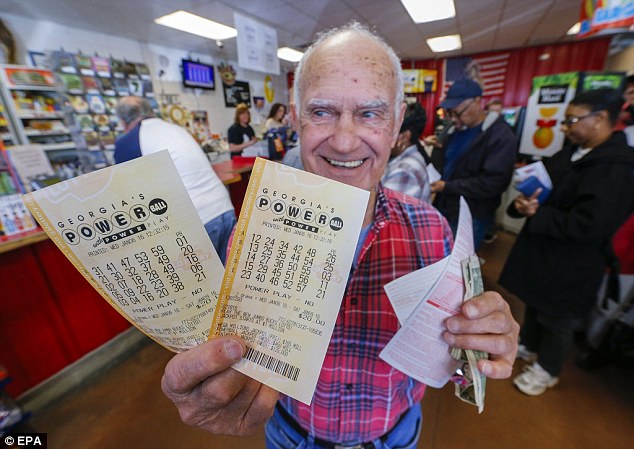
[0,65,74,150]
[0,93,18,147]
[0,65,85,179]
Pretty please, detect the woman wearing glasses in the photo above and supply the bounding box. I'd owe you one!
[499,88,634,396]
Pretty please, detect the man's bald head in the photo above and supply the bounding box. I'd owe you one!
[115,96,154,127]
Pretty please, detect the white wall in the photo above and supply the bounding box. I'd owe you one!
[1,12,289,136]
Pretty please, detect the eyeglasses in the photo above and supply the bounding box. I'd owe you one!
[448,99,474,118]
[560,112,597,127]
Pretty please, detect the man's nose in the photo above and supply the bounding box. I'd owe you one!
[329,112,360,152]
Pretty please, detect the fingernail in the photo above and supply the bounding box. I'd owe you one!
[224,339,244,361]
[480,360,491,376]
[465,304,477,317]
[444,331,455,345]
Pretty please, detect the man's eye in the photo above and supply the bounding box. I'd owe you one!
[360,110,380,119]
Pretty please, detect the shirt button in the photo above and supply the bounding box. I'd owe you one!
[346,383,353,391]
[348,343,356,350]
[350,297,358,305]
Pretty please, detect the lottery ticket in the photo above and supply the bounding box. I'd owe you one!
[22,151,225,352]
[209,158,369,404]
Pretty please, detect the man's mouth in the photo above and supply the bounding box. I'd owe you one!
[325,158,365,168]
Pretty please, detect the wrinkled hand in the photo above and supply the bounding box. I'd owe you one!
[430,180,446,193]
[443,291,519,379]
[161,336,279,436]
[513,189,541,217]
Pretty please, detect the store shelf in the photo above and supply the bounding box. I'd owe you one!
[16,111,65,120]
[24,129,70,136]
[41,141,76,151]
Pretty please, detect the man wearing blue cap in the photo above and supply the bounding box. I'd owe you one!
[431,78,516,250]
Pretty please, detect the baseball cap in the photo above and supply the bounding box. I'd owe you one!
[440,78,483,110]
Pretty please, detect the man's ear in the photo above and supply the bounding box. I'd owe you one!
[391,102,407,147]
[290,103,299,131]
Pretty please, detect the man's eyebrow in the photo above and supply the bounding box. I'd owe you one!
[358,99,389,110]
[303,99,389,110]
[304,99,335,109]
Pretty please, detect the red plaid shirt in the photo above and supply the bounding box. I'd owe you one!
[279,185,452,444]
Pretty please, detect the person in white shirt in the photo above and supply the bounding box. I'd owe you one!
[114,96,236,264]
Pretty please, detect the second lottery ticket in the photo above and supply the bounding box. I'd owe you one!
[210,158,369,404]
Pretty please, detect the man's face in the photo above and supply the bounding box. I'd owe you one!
[624,84,634,105]
[295,35,404,192]
[448,98,480,129]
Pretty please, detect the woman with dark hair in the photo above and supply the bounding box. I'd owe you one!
[264,103,287,131]
[499,88,634,396]
[227,103,257,158]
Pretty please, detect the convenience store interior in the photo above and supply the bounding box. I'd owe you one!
[0,1,633,448]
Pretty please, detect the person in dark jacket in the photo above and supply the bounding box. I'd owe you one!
[431,78,517,250]
[499,88,634,396]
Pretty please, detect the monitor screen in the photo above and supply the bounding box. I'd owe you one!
[182,59,215,90]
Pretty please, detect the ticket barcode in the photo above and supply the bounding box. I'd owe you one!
[244,347,301,381]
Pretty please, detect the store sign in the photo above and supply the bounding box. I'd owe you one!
[519,72,579,157]
[234,13,280,75]
[578,0,634,37]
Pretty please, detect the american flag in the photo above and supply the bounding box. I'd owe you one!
[442,52,510,99]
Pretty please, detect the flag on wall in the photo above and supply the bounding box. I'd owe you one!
[442,53,510,99]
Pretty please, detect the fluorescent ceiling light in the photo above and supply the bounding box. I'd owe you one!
[154,10,237,40]
[277,47,304,62]
[427,34,462,52]
[567,22,581,35]
[401,0,456,24]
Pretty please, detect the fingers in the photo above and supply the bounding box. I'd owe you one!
[444,291,520,379]
[514,193,540,216]
[529,188,542,201]
[430,180,445,193]
[162,336,246,397]
[161,336,278,436]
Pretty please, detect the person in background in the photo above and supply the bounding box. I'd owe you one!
[249,96,268,137]
[264,103,288,131]
[161,22,519,449]
[114,96,236,265]
[486,98,503,113]
[482,99,504,245]
[499,88,634,396]
[227,103,258,158]
[431,78,516,251]
[620,75,634,146]
[382,101,431,202]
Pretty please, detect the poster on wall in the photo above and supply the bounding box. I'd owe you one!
[578,0,634,37]
[519,72,580,157]
[403,69,438,93]
[223,80,252,107]
[234,12,281,75]
[579,72,625,91]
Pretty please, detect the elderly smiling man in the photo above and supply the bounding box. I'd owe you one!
[161,22,519,449]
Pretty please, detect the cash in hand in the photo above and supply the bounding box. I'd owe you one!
[451,254,488,413]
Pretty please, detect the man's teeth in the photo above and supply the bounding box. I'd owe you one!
[327,158,364,168]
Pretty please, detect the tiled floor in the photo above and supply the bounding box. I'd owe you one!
[26,231,634,449]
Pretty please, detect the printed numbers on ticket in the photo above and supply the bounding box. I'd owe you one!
[23,151,225,352]
[210,158,368,405]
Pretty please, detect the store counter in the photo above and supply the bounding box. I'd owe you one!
[0,233,130,397]
[213,157,257,212]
